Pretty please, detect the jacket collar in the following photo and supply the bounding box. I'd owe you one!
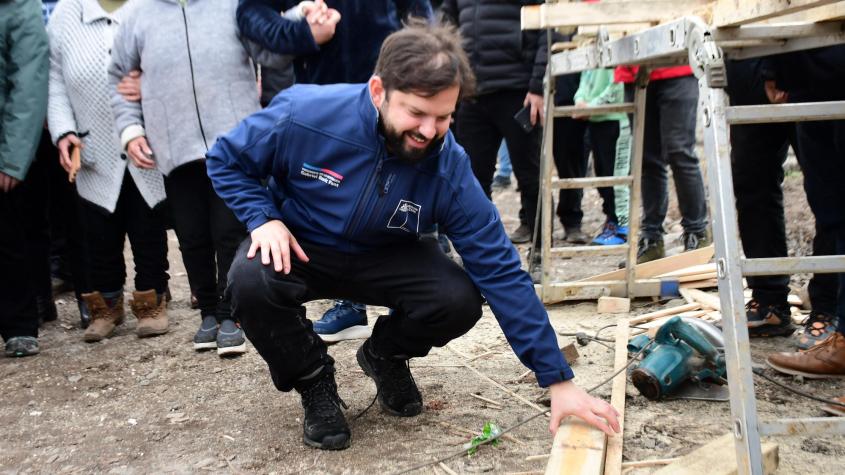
[80,0,119,24]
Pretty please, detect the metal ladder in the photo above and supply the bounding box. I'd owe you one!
[526,3,845,473]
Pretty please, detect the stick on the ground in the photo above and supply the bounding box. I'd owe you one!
[603,320,630,475]
[628,303,701,325]
[469,393,504,407]
[438,462,458,475]
[621,457,678,468]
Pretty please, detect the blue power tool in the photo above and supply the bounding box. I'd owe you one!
[629,316,727,401]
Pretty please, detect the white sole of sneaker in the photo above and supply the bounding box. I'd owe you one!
[217,342,247,356]
[194,341,217,351]
[318,325,372,343]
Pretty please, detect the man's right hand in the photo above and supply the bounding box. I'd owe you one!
[57,133,83,173]
[248,219,310,274]
[302,0,340,45]
[0,172,21,193]
[126,136,156,169]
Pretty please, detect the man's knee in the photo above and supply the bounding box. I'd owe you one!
[227,239,271,306]
[438,276,484,334]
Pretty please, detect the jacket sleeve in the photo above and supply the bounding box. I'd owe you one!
[236,0,320,56]
[527,1,547,95]
[107,10,145,150]
[438,145,574,387]
[46,8,78,145]
[0,0,49,181]
[206,94,290,232]
[238,3,299,69]
[395,0,434,20]
[588,69,623,106]
[439,0,458,24]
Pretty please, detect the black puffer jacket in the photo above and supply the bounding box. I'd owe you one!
[441,0,545,95]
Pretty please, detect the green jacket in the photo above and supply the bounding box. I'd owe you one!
[0,0,49,181]
[573,68,628,124]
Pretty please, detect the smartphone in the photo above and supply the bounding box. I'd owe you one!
[513,105,535,133]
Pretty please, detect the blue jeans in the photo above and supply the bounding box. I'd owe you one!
[495,140,512,178]
[631,75,708,239]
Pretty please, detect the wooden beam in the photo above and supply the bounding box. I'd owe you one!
[603,320,630,475]
[653,433,778,475]
[764,2,845,22]
[521,1,711,30]
[628,303,701,325]
[597,296,631,314]
[545,417,606,475]
[713,0,844,27]
[580,245,715,283]
[679,288,722,311]
[657,263,717,278]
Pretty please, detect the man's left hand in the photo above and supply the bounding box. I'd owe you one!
[548,380,620,436]
[0,172,21,193]
[523,92,545,127]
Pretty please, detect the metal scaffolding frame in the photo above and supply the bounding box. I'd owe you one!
[525,2,845,473]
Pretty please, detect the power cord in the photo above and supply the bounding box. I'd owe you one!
[750,367,845,409]
[388,341,654,475]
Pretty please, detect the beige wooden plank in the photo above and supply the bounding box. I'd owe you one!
[657,263,717,278]
[628,303,701,325]
[679,288,722,311]
[597,296,631,314]
[713,0,843,27]
[653,433,778,475]
[521,1,711,30]
[545,417,606,475]
[580,245,715,283]
[603,320,630,475]
[765,2,845,22]
[679,278,718,289]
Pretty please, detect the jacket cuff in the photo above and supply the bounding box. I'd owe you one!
[528,78,544,96]
[246,207,285,233]
[120,124,146,150]
[535,367,575,388]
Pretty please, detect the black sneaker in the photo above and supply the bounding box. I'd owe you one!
[683,230,711,251]
[295,367,351,450]
[193,315,218,351]
[637,237,665,264]
[5,336,39,357]
[356,339,422,417]
[216,319,247,356]
[746,299,795,337]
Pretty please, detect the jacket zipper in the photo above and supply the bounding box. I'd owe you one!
[180,0,209,151]
[344,151,384,239]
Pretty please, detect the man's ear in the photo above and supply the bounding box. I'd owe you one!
[369,76,386,109]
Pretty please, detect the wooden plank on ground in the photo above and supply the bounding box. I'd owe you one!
[713,0,843,27]
[521,1,711,30]
[603,320,630,475]
[628,303,701,325]
[657,263,717,278]
[679,288,722,311]
[545,417,606,475]
[653,432,779,475]
[597,296,631,314]
[580,245,714,283]
[765,2,845,22]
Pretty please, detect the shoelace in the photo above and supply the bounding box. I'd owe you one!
[684,233,700,250]
[303,377,348,423]
[353,360,417,421]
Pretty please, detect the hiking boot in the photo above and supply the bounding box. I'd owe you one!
[314,301,370,343]
[130,290,168,338]
[4,336,39,357]
[356,339,422,417]
[796,311,838,350]
[564,227,589,244]
[592,221,626,246]
[509,224,532,244]
[636,237,665,264]
[193,315,218,351]
[491,174,511,191]
[683,230,711,251]
[217,319,247,356]
[766,331,845,378]
[295,366,351,450]
[746,299,795,337]
[36,294,58,324]
[81,291,125,342]
[78,298,92,329]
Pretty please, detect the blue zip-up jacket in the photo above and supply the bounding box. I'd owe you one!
[206,84,573,387]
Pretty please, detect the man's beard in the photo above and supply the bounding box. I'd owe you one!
[378,108,444,164]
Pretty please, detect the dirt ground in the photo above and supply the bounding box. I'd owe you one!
[2,166,843,474]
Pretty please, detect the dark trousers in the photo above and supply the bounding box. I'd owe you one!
[632,76,708,239]
[164,160,245,321]
[792,119,845,333]
[80,174,169,294]
[586,120,620,223]
[20,145,52,306]
[552,116,588,230]
[0,165,45,340]
[455,90,541,232]
[227,237,483,392]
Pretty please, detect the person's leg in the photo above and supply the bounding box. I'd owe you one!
[552,116,589,241]
[122,174,169,295]
[587,120,619,223]
[493,140,513,189]
[636,81,668,260]
[797,222,840,349]
[20,150,55,324]
[658,75,709,246]
[613,119,632,230]
[0,185,39,354]
[164,161,217,320]
[455,97,502,199]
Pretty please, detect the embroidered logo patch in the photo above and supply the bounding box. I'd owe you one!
[387,200,422,233]
[301,163,343,188]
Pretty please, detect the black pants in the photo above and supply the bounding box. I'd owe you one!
[0,168,43,341]
[80,174,169,294]
[728,59,838,309]
[456,90,541,233]
[227,238,483,392]
[552,116,588,230]
[164,160,245,321]
[586,121,619,223]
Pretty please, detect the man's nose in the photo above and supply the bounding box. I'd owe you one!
[418,118,437,140]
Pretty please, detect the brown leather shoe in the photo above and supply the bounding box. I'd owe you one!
[766,332,845,378]
[81,291,125,342]
[131,290,169,338]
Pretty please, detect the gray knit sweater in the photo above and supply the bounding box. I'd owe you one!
[48,0,165,212]
[108,0,294,176]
